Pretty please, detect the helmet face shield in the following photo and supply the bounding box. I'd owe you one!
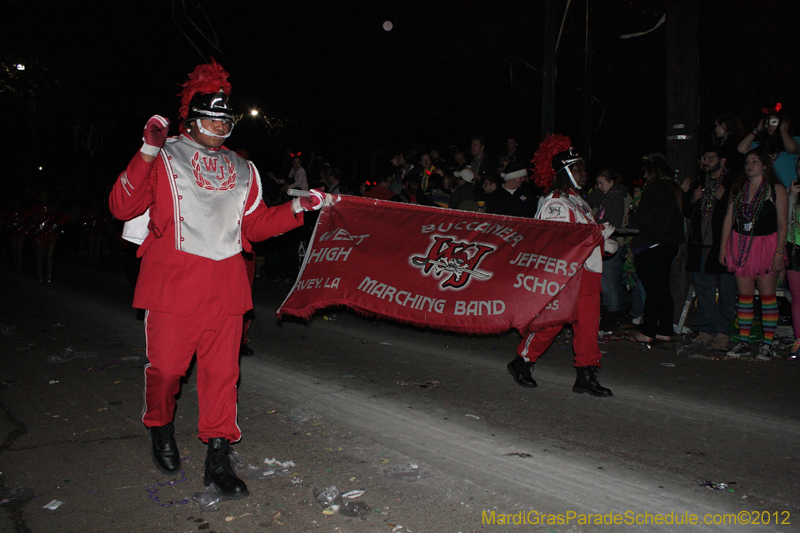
[551,148,584,189]
[186,90,236,125]
[552,148,584,175]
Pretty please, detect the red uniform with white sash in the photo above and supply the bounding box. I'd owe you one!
[517,190,603,367]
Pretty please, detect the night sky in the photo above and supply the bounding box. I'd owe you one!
[2,0,799,198]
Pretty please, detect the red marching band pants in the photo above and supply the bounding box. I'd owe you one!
[241,251,257,346]
[143,299,243,443]
[516,270,603,367]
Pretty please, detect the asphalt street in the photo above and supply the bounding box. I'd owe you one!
[1,257,799,533]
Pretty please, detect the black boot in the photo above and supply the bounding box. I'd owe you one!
[239,343,255,357]
[150,423,181,475]
[204,438,250,499]
[506,357,537,388]
[573,366,613,397]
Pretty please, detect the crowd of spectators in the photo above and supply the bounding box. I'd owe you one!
[295,107,799,360]
[4,105,800,361]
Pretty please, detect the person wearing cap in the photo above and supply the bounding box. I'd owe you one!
[684,146,736,351]
[109,60,327,499]
[506,134,616,397]
[484,161,540,218]
[449,168,479,211]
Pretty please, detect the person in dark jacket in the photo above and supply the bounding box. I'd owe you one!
[684,147,736,350]
[484,161,540,218]
[629,155,685,342]
[449,168,478,211]
[594,170,631,330]
[399,171,434,206]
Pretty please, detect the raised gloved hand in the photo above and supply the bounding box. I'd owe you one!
[292,189,327,214]
[604,239,619,254]
[141,115,170,157]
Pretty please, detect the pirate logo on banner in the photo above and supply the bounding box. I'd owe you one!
[409,235,494,290]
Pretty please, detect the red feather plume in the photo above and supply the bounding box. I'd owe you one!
[531,133,572,193]
[178,58,231,123]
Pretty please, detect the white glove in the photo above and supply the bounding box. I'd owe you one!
[292,189,327,214]
[601,222,615,240]
[604,239,619,254]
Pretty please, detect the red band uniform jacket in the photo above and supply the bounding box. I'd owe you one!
[109,134,303,315]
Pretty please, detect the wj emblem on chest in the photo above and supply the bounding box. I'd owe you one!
[191,152,236,191]
[410,235,494,290]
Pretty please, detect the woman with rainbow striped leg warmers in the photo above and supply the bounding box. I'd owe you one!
[720,149,788,360]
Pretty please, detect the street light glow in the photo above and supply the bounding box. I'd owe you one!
[16,64,26,71]
[250,109,259,116]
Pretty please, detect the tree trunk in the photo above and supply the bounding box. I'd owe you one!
[665,0,698,327]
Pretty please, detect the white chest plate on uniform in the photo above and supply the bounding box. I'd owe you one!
[160,136,252,261]
[536,190,602,273]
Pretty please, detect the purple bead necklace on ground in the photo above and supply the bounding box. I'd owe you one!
[146,457,191,507]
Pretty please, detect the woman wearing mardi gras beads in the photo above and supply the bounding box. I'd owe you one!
[720,148,788,360]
